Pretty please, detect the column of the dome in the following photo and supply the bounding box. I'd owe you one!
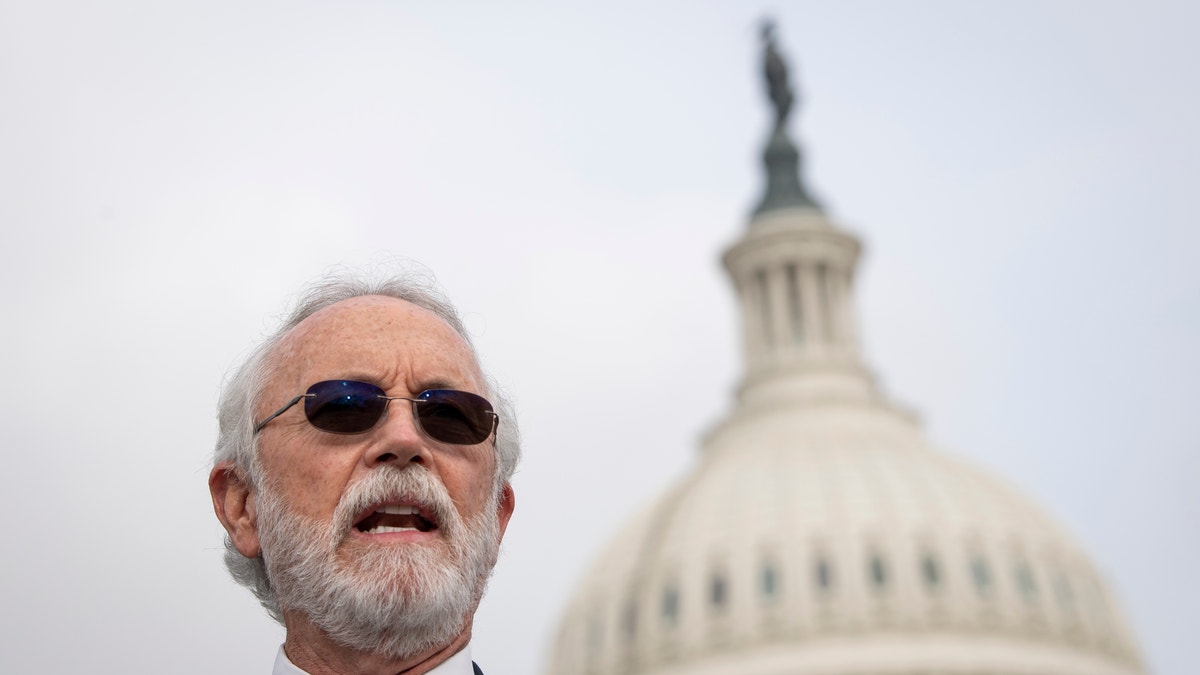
[784,262,803,344]
[735,270,762,370]
[725,226,874,398]
[730,258,775,362]
[829,266,854,352]
[798,261,824,351]
[766,264,792,351]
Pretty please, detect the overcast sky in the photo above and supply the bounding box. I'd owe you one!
[1,2,1196,674]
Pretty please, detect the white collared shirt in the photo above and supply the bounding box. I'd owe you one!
[272,643,475,675]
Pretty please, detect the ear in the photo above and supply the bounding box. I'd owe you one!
[209,463,261,558]
[495,482,516,539]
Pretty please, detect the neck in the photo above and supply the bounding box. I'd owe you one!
[282,612,472,675]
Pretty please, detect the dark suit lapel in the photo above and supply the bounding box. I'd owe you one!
[472,662,483,675]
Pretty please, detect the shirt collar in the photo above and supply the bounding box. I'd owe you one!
[272,643,475,675]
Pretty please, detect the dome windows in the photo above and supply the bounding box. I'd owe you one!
[814,555,834,593]
[558,532,1137,673]
[661,584,680,626]
[921,553,942,590]
[869,554,888,591]
[710,571,728,611]
[761,560,780,601]
[971,555,992,596]
[1016,561,1038,601]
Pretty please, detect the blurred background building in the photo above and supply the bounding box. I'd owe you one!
[545,23,1145,675]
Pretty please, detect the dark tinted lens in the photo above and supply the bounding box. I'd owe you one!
[304,380,388,434]
[415,390,497,445]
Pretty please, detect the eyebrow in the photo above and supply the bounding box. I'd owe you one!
[415,378,463,392]
[317,375,473,395]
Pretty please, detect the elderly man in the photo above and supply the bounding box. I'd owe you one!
[209,271,519,675]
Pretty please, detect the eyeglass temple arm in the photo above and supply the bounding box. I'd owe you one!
[253,394,309,434]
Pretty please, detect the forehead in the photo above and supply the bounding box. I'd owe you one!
[267,295,483,394]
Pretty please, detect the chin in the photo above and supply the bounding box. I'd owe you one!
[258,480,502,659]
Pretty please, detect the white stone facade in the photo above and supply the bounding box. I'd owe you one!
[544,206,1144,675]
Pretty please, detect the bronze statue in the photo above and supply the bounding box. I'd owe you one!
[753,19,821,214]
[762,20,794,131]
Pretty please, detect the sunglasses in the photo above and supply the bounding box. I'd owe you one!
[254,379,498,444]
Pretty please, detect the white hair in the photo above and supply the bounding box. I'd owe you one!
[212,265,520,621]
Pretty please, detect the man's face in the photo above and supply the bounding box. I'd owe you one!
[256,295,502,538]
[242,295,514,655]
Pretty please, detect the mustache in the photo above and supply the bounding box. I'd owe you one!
[329,466,461,547]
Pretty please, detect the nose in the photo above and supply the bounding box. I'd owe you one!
[363,400,432,468]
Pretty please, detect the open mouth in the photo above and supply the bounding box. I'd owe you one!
[354,504,438,534]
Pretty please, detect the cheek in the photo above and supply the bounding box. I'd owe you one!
[444,452,498,513]
[261,444,352,517]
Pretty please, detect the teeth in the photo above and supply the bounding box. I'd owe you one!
[376,505,419,515]
[371,524,417,534]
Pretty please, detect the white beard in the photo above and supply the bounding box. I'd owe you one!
[255,466,502,660]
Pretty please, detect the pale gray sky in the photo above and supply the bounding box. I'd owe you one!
[1,2,1196,674]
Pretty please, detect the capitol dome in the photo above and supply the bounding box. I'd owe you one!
[544,25,1144,675]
